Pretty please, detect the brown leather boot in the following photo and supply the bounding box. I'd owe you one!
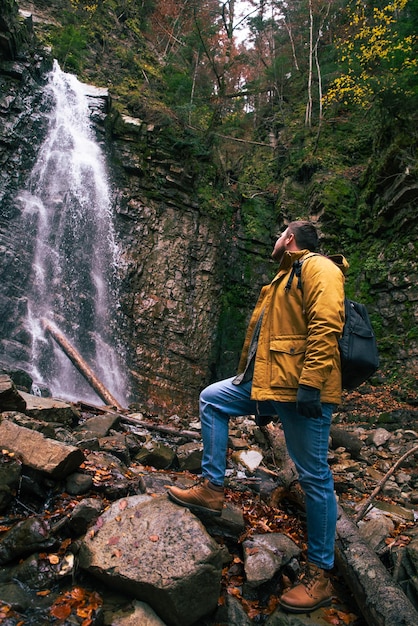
[279,562,333,613]
[168,478,224,516]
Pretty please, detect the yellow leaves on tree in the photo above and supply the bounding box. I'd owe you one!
[324,0,417,108]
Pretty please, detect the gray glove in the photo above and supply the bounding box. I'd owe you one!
[296,384,322,418]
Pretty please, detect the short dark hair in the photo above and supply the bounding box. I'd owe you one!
[288,220,319,251]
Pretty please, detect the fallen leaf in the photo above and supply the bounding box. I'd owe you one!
[48,554,60,564]
[50,604,72,620]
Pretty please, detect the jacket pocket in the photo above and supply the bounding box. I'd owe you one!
[270,338,306,388]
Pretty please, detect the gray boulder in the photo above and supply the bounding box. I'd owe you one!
[243,533,301,587]
[79,494,223,626]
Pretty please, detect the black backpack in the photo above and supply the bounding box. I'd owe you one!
[287,257,379,390]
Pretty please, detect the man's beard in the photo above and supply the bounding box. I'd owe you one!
[271,242,286,262]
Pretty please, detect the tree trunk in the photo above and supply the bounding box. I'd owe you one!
[335,510,418,626]
[41,318,124,411]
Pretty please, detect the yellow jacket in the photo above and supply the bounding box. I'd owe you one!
[237,250,348,404]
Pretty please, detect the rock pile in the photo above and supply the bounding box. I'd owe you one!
[0,372,418,625]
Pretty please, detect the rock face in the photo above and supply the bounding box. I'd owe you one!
[79,495,223,626]
[0,3,227,416]
[0,4,52,374]
[112,119,224,413]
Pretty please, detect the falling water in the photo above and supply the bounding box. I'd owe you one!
[18,60,129,407]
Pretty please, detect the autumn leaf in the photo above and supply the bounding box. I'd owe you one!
[227,587,241,598]
[36,590,51,597]
[50,603,72,619]
[48,554,60,564]
[107,536,120,545]
[60,537,72,551]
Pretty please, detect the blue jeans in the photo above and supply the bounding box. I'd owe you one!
[200,376,337,570]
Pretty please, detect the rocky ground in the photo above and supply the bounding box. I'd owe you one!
[0,372,417,626]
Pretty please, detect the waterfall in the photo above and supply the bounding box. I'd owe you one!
[18,60,129,407]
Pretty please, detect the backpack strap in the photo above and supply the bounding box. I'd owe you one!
[284,253,319,293]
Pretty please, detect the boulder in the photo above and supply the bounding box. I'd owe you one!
[242,533,301,587]
[0,417,84,478]
[0,517,57,565]
[73,412,120,438]
[109,600,167,626]
[18,391,80,426]
[0,450,21,511]
[79,494,223,626]
[0,374,26,411]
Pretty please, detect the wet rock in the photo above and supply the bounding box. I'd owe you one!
[98,434,131,465]
[395,470,411,486]
[0,582,32,612]
[381,479,402,499]
[18,391,80,426]
[0,417,84,478]
[215,594,252,626]
[138,471,176,495]
[0,374,26,411]
[19,467,51,500]
[203,502,246,541]
[135,440,176,469]
[109,599,167,625]
[74,412,121,438]
[82,450,140,499]
[0,517,57,565]
[2,410,62,438]
[243,533,301,587]
[1,551,75,590]
[79,495,223,626]
[176,441,203,472]
[66,471,94,495]
[0,450,21,512]
[330,424,364,459]
[358,512,395,552]
[68,497,103,536]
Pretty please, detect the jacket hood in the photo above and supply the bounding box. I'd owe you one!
[327,253,349,276]
[278,250,349,276]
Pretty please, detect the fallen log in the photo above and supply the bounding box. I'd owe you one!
[73,402,201,441]
[122,414,202,441]
[330,424,364,459]
[263,423,418,626]
[335,509,418,626]
[41,318,124,411]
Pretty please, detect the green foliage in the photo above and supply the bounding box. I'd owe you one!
[48,23,89,73]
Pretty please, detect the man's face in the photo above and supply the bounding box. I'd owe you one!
[271,228,290,262]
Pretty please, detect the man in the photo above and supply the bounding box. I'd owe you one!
[168,220,348,613]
